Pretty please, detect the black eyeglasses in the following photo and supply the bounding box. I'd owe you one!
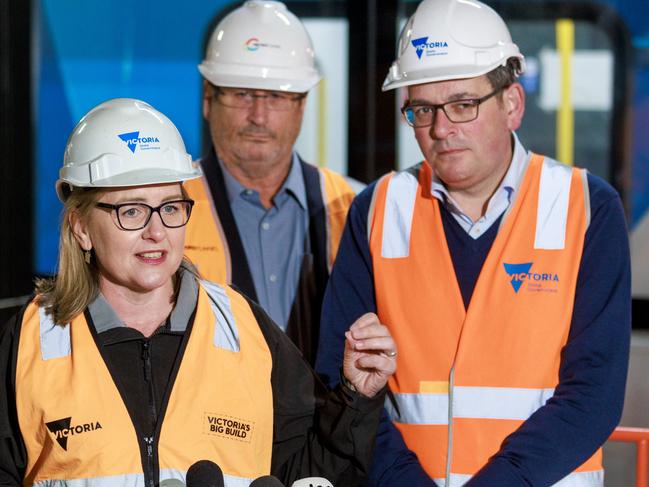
[96,199,195,231]
[213,86,306,111]
[401,86,506,127]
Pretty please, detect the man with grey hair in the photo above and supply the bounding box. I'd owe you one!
[184,1,355,366]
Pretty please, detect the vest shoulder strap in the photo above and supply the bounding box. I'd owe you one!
[534,154,590,249]
[371,163,424,258]
[200,280,241,353]
[34,304,71,360]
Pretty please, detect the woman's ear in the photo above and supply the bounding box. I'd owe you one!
[69,210,92,251]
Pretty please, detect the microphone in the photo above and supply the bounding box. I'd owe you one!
[159,480,186,487]
[291,478,333,487]
[186,460,224,487]
[250,475,285,486]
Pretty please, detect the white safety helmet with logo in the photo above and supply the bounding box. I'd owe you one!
[57,98,202,202]
[198,0,321,93]
[382,0,525,91]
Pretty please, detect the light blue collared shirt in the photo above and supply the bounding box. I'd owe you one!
[430,133,530,239]
[219,153,307,330]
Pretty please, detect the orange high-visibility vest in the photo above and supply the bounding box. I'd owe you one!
[183,166,353,282]
[369,155,601,486]
[15,281,273,486]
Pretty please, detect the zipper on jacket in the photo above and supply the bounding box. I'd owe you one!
[144,436,155,487]
[142,340,158,487]
[142,340,158,425]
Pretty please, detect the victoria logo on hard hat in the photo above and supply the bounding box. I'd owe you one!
[503,262,560,294]
[411,37,449,60]
[118,131,161,154]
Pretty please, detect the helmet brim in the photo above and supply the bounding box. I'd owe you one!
[198,62,321,93]
[56,168,203,202]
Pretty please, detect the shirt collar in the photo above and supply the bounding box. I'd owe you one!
[431,132,530,204]
[87,265,199,334]
[500,132,529,196]
[218,153,307,210]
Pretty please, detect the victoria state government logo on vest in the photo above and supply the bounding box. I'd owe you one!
[203,413,254,444]
[46,417,103,451]
[503,262,560,294]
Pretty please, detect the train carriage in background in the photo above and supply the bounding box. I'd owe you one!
[0,0,648,484]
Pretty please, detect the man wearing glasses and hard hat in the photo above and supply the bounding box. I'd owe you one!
[316,0,631,485]
[184,1,355,366]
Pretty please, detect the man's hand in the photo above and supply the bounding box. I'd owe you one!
[342,313,397,398]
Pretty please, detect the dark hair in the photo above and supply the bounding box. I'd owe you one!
[486,58,523,90]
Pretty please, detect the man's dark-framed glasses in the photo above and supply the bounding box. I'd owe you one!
[401,86,505,127]
[213,86,306,111]
[96,199,195,231]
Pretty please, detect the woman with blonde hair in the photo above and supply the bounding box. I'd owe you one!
[0,98,396,486]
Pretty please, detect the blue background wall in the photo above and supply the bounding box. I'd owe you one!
[34,0,649,275]
[35,0,232,273]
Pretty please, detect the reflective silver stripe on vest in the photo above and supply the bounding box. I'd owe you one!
[385,392,449,425]
[432,473,470,486]
[535,158,573,250]
[432,470,602,487]
[386,386,555,424]
[201,281,240,352]
[226,473,255,487]
[381,168,420,258]
[39,307,71,360]
[160,468,254,487]
[551,470,603,486]
[380,159,575,254]
[33,472,144,486]
[454,386,555,420]
[581,167,591,230]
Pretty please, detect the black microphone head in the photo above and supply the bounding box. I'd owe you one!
[186,460,224,487]
[249,475,285,486]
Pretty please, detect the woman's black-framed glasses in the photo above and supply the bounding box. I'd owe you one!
[95,199,195,231]
[401,86,506,128]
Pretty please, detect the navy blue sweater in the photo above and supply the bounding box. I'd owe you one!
[315,169,631,486]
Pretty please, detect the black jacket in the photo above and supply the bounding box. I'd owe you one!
[0,283,384,486]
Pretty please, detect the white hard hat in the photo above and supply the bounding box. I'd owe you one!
[382,0,526,91]
[198,0,321,93]
[57,98,202,201]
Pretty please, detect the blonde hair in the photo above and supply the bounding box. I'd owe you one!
[35,187,105,325]
[35,185,202,326]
